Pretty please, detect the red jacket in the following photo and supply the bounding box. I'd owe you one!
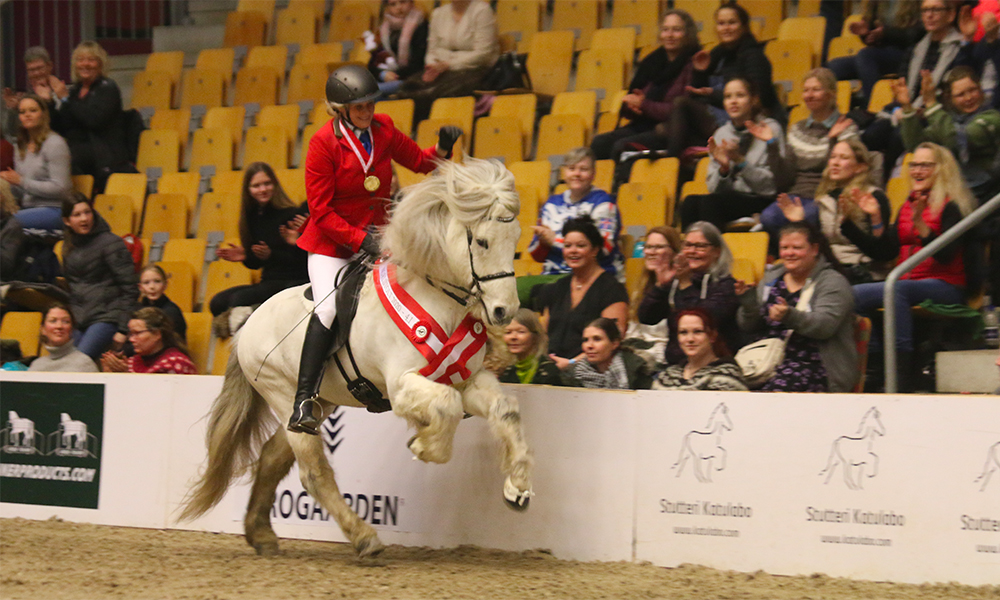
[896,195,965,287]
[298,114,439,258]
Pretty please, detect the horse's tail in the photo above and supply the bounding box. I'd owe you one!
[177,331,277,522]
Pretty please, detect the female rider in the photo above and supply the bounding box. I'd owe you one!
[289,65,461,435]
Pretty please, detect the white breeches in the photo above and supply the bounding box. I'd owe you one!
[308,253,351,328]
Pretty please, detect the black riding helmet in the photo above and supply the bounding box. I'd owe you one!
[325,64,381,106]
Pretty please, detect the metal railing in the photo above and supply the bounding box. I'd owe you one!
[884,191,1000,393]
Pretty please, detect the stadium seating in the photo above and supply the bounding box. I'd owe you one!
[1,312,42,357]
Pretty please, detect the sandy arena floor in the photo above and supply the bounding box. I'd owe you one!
[1,518,997,600]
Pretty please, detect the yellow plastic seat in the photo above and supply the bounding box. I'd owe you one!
[535,114,586,161]
[211,337,232,375]
[617,181,670,229]
[394,162,429,189]
[183,312,212,370]
[868,79,896,113]
[416,118,465,157]
[508,160,551,204]
[195,48,236,86]
[131,71,174,111]
[309,103,333,126]
[155,261,196,312]
[104,172,148,223]
[150,108,192,156]
[158,172,201,230]
[741,0,785,41]
[490,94,536,156]
[235,0,275,36]
[288,0,327,21]
[196,192,242,239]
[296,42,345,68]
[526,30,575,98]
[233,66,280,107]
[765,39,814,88]
[629,157,679,212]
[94,194,134,236]
[722,231,768,281]
[274,168,307,203]
[287,62,329,105]
[191,128,236,175]
[551,90,598,142]
[730,257,757,286]
[513,256,543,277]
[71,175,94,199]
[145,51,185,99]
[1,312,42,357]
[473,116,523,165]
[428,96,475,144]
[593,159,614,193]
[550,0,601,51]
[514,185,539,253]
[141,193,189,239]
[828,35,864,61]
[136,129,181,175]
[211,171,245,197]
[376,99,415,138]
[224,10,267,49]
[777,17,826,68]
[244,125,289,169]
[609,2,655,48]
[276,5,319,47]
[163,238,209,279]
[329,1,373,44]
[495,0,541,53]
[673,0,720,39]
[624,257,648,299]
[245,45,288,73]
[181,69,226,109]
[301,121,325,154]
[575,49,626,113]
[203,106,246,155]
[202,260,254,313]
[796,0,821,17]
[257,104,300,152]
[788,104,810,125]
[886,177,909,219]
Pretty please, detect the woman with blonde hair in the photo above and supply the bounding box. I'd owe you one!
[624,226,682,369]
[499,308,563,385]
[52,41,132,192]
[775,138,895,284]
[852,142,976,391]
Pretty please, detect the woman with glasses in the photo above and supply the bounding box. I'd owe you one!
[637,221,741,366]
[624,226,682,369]
[852,143,977,391]
[100,307,197,374]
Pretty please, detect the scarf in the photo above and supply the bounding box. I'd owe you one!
[380,7,424,69]
[573,353,629,389]
[514,356,539,384]
[629,45,698,92]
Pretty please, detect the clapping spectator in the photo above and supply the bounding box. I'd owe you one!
[737,222,858,393]
[561,317,652,390]
[0,94,71,233]
[138,264,186,342]
[652,308,747,391]
[398,0,499,121]
[52,41,134,192]
[101,307,197,374]
[60,193,137,360]
[529,147,624,277]
[209,162,309,317]
[28,303,99,373]
[624,226,682,369]
[638,221,741,366]
[2,47,68,135]
[369,0,429,96]
[499,308,563,386]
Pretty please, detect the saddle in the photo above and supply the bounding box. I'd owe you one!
[303,256,392,414]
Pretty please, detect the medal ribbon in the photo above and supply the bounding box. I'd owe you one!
[342,122,375,175]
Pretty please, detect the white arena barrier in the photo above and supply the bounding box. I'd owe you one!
[0,371,996,585]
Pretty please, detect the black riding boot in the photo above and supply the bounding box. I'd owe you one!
[288,314,335,435]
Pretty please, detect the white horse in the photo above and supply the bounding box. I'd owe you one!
[974,441,1000,492]
[59,413,88,451]
[7,411,34,447]
[672,403,733,483]
[179,158,533,558]
[819,406,885,490]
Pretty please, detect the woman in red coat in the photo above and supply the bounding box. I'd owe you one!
[289,65,462,434]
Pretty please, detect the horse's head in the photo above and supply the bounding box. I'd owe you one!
[8,411,17,421]
[384,158,521,325]
[707,403,733,432]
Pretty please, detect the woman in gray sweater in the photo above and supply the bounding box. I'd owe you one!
[0,94,72,232]
[28,303,99,373]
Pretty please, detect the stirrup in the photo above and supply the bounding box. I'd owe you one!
[287,397,323,435]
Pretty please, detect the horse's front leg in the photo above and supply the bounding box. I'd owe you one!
[462,370,533,510]
[392,371,464,464]
[286,432,384,557]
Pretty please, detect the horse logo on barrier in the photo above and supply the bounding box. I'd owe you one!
[671,403,733,482]
[49,412,98,458]
[2,411,43,455]
[974,441,1000,492]
[819,406,885,490]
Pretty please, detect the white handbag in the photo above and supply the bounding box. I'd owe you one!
[735,280,815,389]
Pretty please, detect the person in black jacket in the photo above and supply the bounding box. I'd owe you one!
[60,192,138,360]
[369,0,429,96]
[137,263,187,342]
[50,41,134,193]
[209,162,309,316]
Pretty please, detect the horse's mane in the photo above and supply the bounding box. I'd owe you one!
[383,158,519,282]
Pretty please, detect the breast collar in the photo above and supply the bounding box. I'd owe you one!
[373,261,488,385]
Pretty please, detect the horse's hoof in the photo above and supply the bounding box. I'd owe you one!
[503,477,532,512]
[255,541,280,556]
[355,537,385,558]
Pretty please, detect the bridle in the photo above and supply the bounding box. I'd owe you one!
[425,218,516,324]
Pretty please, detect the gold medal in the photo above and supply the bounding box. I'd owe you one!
[364,175,380,192]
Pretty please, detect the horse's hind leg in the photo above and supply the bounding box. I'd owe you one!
[461,371,533,509]
[393,372,464,464]
[287,432,384,557]
[244,429,296,556]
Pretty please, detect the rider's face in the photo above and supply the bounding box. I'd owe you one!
[347,101,375,130]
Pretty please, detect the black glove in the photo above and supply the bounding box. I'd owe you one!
[360,234,380,256]
[437,126,463,155]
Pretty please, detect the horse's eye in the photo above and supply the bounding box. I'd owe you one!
[476,238,489,249]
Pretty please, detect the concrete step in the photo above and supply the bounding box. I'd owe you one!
[936,349,999,394]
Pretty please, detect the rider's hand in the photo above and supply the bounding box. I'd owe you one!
[436,126,463,157]
[360,233,381,256]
